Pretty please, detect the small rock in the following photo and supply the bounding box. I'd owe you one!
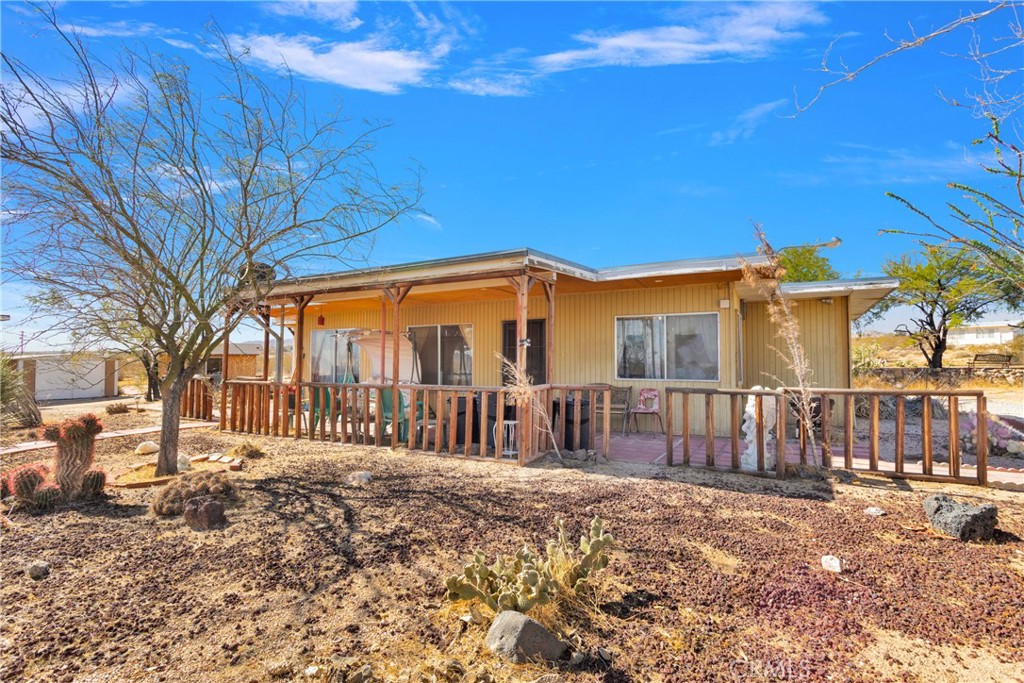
[821,555,843,573]
[264,660,293,679]
[183,496,227,531]
[134,441,160,455]
[864,507,886,517]
[343,471,372,487]
[924,494,998,542]
[1007,440,1023,454]
[347,664,374,683]
[304,665,320,677]
[177,454,192,471]
[569,651,586,667]
[26,560,50,580]
[485,610,567,664]
[529,675,566,683]
[597,647,614,665]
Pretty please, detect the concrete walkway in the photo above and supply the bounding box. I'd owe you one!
[0,421,218,457]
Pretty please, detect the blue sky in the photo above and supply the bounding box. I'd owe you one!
[2,1,1017,343]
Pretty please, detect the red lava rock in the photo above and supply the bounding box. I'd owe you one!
[182,496,227,531]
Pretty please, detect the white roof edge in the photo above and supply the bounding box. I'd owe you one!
[779,277,899,296]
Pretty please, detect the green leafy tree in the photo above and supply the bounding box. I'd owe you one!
[778,246,841,282]
[879,246,1004,368]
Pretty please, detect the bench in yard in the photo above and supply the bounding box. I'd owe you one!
[968,353,1013,369]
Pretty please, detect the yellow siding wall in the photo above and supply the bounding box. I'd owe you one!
[741,297,851,390]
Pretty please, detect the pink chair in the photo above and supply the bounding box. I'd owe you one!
[629,388,664,434]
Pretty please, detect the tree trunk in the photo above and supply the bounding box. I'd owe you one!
[929,336,946,369]
[155,377,188,476]
[143,356,162,402]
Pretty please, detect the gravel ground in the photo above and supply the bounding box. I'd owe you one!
[2,428,1023,683]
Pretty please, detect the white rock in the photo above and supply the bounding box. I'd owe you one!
[134,441,160,455]
[343,471,372,487]
[304,665,320,677]
[1007,440,1023,454]
[177,455,192,471]
[821,555,843,573]
[864,507,886,517]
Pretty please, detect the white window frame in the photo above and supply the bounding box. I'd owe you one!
[407,323,475,385]
[613,312,721,383]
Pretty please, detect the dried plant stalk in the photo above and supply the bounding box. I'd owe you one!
[498,354,564,464]
[740,225,820,467]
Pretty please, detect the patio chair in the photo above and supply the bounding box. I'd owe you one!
[608,386,633,436]
[629,388,664,434]
[380,388,419,443]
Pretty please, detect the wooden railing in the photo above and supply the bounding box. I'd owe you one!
[180,377,214,421]
[220,380,611,466]
[665,387,990,486]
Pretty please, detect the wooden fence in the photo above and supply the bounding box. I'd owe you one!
[179,377,215,421]
[665,387,989,486]
[220,380,611,466]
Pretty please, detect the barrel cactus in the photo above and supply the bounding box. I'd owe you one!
[81,468,107,498]
[32,482,62,510]
[9,465,46,505]
[46,414,103,499]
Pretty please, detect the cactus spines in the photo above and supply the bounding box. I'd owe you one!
[445,517,614,614]
[33,482,62,510]
[81,469,107,497]
[10,465,45,504]
[48,414,103,499]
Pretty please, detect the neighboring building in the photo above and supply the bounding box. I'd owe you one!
[947,320,1023,347]
[13,352,119,401]
[244,249,896,436]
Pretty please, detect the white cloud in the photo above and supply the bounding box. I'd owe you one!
[709,98,787,145]
[230,33,436,94]
[449,71,532,97]
[822,142,986,184]
[414,213,442,230]
[265,1,363,31]
[58,20,164,38]
[535,3,826,73]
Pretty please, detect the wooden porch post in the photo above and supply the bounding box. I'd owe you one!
[509,273,536,458]
[218,310,232,430]
[385,285,412,449]
[259,306,271,379]
[379,297,387,382]
[291,294,314,439]
[543,280,555,383]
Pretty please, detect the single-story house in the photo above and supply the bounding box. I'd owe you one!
[947,320,1023,347]
[12,352,119,401]
[219,249,895,439]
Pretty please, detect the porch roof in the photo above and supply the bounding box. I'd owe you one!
[263,248,769,304]
[736,277,899,320]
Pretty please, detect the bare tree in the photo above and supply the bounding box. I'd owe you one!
[2,6,420,475]
[800,1,1024,301]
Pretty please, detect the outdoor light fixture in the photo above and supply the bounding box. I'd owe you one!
[317,313,325,326]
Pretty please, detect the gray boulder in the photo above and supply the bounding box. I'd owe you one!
[923,494,998,541]
[183,496,227,531]
[485,611,567,664]
[26,560,50,580]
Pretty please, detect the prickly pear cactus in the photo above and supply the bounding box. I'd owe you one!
[32,482,62,510]
[80,469,107,498]
[10,465,45,505]
[47,414,103,499]
[445,517,614,613]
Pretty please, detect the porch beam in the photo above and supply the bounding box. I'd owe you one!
[385,285,412,449]
[542,281,555,384]
[290,294,314,439]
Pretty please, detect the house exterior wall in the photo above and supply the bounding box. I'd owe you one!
[741,297,851,390]
[25,356,116,401]
[947,325,1020,347]
[305,281,742,433]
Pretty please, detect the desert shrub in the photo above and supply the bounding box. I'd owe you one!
[224,440,265,460]
[151,470,237,516]
[1007,335,1024,364]
[445,517,614,614]
[105,402,131,415]
[852,341,885,372]
[0,352,41,428]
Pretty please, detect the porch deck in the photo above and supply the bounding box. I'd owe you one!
[598,432,1024,488]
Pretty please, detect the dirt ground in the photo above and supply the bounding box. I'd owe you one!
[0,400,161,448]
[2,426,1023,683]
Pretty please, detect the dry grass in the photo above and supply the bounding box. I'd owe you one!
[114,459,226,485]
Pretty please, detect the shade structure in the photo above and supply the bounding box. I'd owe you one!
[348,330,420,383]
